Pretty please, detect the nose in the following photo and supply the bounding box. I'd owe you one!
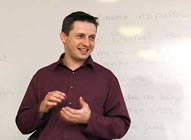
[83,37,90,47]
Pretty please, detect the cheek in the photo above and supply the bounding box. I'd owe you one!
[66,40,78,49]
[71,39,81,47]
[90,42,95,48]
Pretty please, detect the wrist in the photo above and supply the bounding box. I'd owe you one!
[39,102,48,113]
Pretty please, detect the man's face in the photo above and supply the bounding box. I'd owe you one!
[60,21,97,63]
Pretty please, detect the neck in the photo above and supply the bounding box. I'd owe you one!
[63,55,86,71]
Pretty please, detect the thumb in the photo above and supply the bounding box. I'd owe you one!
[79,96,87,107]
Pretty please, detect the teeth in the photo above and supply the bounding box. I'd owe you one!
[78,48,88,51]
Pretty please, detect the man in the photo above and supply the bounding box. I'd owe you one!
[16,11,131,140]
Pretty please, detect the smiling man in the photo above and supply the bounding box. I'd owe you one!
[60,20,96,71]
[16,11,131,140]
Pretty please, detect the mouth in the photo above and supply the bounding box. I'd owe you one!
[77,48,89,53]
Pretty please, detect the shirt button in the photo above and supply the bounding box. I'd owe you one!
[70,86,73,89]
[68,102,72,105]
[72,72,75,74]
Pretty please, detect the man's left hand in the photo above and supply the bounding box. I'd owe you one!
[60,96,91,124]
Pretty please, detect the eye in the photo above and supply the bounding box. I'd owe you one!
[89,35,96,41]
[76,34,84,38]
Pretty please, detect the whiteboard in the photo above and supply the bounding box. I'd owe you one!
[1,0,191,139]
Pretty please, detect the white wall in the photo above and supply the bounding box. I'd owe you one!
[1,0,191,139]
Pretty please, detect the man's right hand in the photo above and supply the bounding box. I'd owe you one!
[39,91,66,113]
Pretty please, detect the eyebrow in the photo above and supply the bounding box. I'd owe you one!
[75,33,96,37]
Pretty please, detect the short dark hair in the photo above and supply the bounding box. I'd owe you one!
[61,11,99,36]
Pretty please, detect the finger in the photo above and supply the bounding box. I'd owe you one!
[48,96,62,103]
[64,106,82,115]
[53,91,66,99]
[60,108,79,123]
[60,110,74,122]
[79,96,87,107]
[54,91,66,97]
[47,101,58,107]
[48,91,66,101]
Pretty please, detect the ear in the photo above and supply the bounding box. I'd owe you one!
[60,32,67,43]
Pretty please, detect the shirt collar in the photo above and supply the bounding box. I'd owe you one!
[52,53,95,70]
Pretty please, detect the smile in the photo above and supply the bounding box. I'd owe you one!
[78,48,89,52]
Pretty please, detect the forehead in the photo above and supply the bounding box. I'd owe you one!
[71,21,97,34]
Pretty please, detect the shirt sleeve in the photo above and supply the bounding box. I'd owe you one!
[81,75,131,139]
[15,74,48,134]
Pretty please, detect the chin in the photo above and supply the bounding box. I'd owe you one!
[78,55,89,60]
[79,56,89,60]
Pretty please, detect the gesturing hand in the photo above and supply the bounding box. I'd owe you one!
[60,96,91,124]
[39,91,66,113]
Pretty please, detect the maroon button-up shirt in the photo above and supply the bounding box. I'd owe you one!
[16,53,131,140]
